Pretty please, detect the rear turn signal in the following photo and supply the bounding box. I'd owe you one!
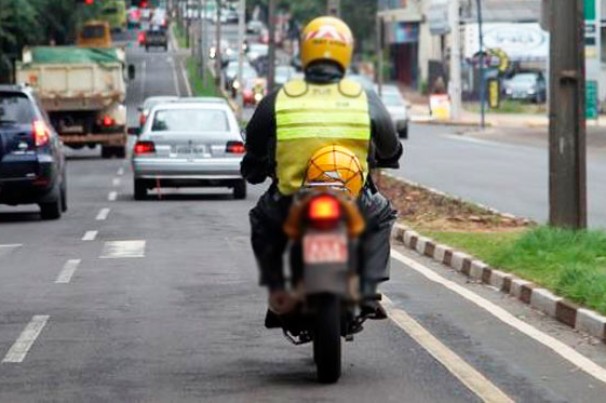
[226,141,245,154]
[308,195,341,222]
[33,120,50,147]
[101,116,115,127]
[134,141,155,155]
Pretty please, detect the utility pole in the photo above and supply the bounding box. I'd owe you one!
[200,0,207,84]
[548,0,587,229]
[327,0,340,16]
[476,0,486,129]
[267,0,276,93]
[376,15,383,97]
[236,0,246,117]
[448,0,462,121]
[214,0,222,88]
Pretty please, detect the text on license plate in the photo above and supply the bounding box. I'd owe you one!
[303,233,348,264]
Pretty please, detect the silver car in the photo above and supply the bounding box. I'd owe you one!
[377,85,410,139]
[131,100,246,200]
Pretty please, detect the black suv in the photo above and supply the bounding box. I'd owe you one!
[0,85,66,219]
[145,27,168,51]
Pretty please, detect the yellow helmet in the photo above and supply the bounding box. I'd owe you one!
[305,145,365,197]
[300,16,354,72]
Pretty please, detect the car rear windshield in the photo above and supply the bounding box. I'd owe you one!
[0,93,35,124]
[381,93,404,107]
[147,31,166,37]
[151,109,230,132]
[102,7,118,15]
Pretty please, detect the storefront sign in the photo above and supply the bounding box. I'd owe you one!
[464,23,549,62]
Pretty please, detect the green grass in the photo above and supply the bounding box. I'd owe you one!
[172,23,189,49]
[185,57,220,97]
[425,227,606,314]
[465,99,546,115]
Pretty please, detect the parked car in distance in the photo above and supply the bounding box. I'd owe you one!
[137,96,179,129]
[144,27,168,51]
[246,20,264,34]
[503,72,547,103]
[377,85,410,139]
[131,100,247,200]
[0,85,67,219]
[274,65,296,87]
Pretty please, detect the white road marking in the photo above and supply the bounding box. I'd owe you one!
[0,244,22,257]
[179,60,193,96]
[140,60,147,96]
[96,208,110,221]
[390,249,606,384]
[2,315,49,363]
[100,240,146,258]
[55,259,81,284]
[117,167,124,176]
[108,191,118,201]
[168,58,181,96]
[82,231,98,241]
[384,296,513,403]
[112,178,121,187]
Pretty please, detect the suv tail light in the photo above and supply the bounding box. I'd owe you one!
[226,141,245,154]
[308,195,342,228]
[33,120,50,147]
[134,141,155,155]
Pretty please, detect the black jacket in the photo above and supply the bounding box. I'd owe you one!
[241,64,403,185]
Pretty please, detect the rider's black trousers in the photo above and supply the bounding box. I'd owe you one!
[249,183,397,290]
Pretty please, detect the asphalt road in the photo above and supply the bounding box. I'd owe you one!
[2,26,606,402]
[399,124,606,228]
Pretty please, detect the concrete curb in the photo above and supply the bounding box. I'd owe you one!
[392,223,606,342]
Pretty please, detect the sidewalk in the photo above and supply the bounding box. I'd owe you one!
[400,86,606,129]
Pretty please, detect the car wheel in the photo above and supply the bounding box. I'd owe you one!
[233,180,247,200]
[145,46,149,52]
[398,126,408,139]
[40,198,61,220]
[134,179,147,201]
[60,179,67,213]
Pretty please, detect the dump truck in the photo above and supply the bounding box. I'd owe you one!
[16,46,134,158]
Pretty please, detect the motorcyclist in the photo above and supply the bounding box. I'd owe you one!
[242,16,402,320]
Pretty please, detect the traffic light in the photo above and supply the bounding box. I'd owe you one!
[75,0,94,4]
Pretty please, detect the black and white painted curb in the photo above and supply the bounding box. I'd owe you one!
[392,223,606,342]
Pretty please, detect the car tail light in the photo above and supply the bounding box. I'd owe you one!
[101,116,115,127]
[226,141,245,154]
[308,195,341,224]
[134,141,155,155]
[138,32,145,43]
[33,120,50,147]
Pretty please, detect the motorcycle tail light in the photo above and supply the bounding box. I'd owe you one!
[308,195,341,225]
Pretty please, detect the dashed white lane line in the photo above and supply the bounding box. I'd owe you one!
[100,240,146,258]
[117,167,124,176]
[55,259,81,284]
[108,191,118,201]
[390,249,606,385]
[384,296,513,403]
[82,231,98,241]
[96,208,110,221]
[2,315,49,363]
[0,244,22,257]
[112,178,121,187]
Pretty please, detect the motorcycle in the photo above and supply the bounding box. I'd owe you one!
[266,146,378,384]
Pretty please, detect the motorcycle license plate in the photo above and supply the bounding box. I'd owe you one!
[303,233,348,264]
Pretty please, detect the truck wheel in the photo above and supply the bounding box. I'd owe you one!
[134,179,147,201]
[113,146,126,159]
[101,146,112,159]
[233,180,247,200]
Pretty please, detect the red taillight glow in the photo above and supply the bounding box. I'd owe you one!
[134,141,155,155]
[308,195,341,222]
[139,113,147,126]
[138,32,146,43]
[102,116,114,127]
[33,120,50,147]
[226,141,245,154]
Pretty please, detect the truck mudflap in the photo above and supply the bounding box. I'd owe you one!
[60,132,126,146]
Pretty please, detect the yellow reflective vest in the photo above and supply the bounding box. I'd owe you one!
[275,78,371,195]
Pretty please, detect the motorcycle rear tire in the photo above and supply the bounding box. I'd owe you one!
[312,294,341,384]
